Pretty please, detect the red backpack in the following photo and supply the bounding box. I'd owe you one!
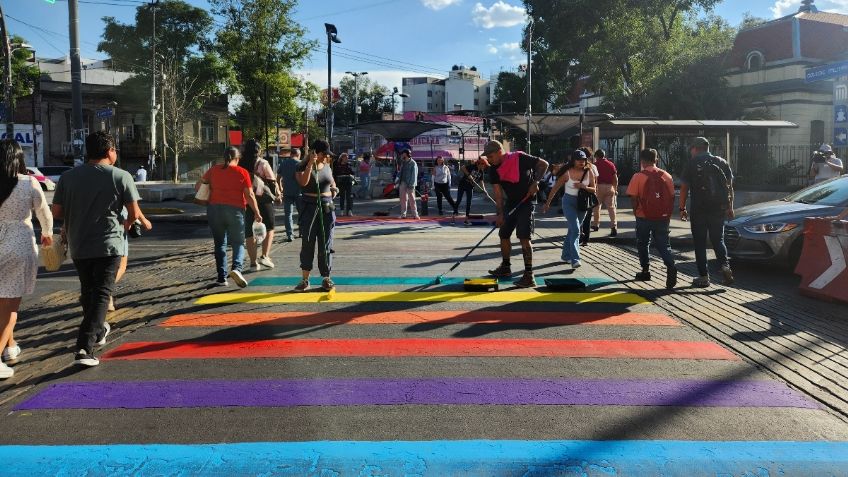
[638,169,674,220]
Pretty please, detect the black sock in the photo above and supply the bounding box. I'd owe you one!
[522,245,533,273]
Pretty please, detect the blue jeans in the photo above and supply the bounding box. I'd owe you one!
[207,204,246,281]
[689,210,729,277]
[561,194,586,264]
[635,217,676,270]
[455,187,473,216]
[283,195,301,238]
[690,210,729,277]
[357,173,371,198]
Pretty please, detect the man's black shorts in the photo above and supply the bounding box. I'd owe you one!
[499,201,534,240]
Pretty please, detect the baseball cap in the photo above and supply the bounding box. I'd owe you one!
[481,140,504,157]
[692,137,710,148]
[820,144,833,153]
[570,149,587,161]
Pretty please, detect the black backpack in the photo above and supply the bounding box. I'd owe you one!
[692,155,730,210]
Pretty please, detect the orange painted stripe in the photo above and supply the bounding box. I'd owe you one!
[161,311,679,327]
[102,339,737,361]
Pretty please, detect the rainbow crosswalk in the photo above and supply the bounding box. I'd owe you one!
[6,271,848,474]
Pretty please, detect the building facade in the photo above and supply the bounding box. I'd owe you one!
[402,65,491,114]
[726,0,848,146]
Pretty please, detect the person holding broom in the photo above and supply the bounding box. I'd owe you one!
[482,140,549,288]
[293,139,338,292]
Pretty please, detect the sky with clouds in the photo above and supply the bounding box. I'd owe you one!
[7,0,848,93]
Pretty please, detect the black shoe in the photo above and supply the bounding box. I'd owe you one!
[579,241,588,247]
[284,235,293,242]
[591,225,599,232]
[610,227,617,237]
[73,349,99,367]
[488,264,512,277]
[635,270,652,281]
[513,272,536,288]
[666,267,678,290]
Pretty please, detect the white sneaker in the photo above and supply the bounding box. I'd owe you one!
[249,262,263,272]
[400,213,407,219]
[0,362,13,379]
[214,279,228,287]
[571,261,582,269]
[73,349,99,367]
[229,270,248,288]
[2,345,21,365]
[97,322,111,347]
[257,256,275,268]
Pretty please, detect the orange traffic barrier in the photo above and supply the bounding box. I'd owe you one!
[795,212,848,304]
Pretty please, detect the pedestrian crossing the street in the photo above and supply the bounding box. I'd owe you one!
[4,238,848,475]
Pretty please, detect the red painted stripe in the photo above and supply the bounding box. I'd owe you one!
[161,311,679,327]
[103,339,737,361]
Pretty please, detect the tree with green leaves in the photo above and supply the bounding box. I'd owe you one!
[211,0,315,143]
[10,35,39,106]
[333,75,393,127]
[99,0,230,180]
[523,0,760,119]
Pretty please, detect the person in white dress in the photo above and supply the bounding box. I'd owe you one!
[0,140,53,379]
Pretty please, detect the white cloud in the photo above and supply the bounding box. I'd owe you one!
[472,1,527,29]
[487,44,499,54]
[500,42,520,51]
[421,0,462,10]
[772,0,848,17]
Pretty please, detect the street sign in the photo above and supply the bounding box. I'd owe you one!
[276,128,291,148]
[835,128,848,146]
[836,105,848,124]
[96,108,114,119]
[805,60,848,83]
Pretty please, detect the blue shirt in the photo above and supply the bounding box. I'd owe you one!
[277,157,301,198]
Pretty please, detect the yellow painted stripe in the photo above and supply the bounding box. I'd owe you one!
[195,291,649,305]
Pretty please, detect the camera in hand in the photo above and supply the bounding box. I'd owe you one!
[128,220,143,238]
[812,152,827,163]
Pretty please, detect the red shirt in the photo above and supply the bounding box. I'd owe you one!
[595,158,618,184]
[204,165,252,209]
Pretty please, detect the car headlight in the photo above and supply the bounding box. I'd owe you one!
[743,223,798,234]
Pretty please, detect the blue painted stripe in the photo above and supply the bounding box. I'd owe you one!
[250,276,613,287]
[2,440,847,476]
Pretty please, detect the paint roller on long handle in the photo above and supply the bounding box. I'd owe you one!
[433,198,527,285]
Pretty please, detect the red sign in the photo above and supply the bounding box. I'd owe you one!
[229,130,243,146]
[291,133,304,148]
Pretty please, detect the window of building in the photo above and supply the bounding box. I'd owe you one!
[427,102,432,110]
[746,51,765,71]
[811,120,825,146]
[474,98,479,106]
[201,119,217,143]
[427,90,433,97]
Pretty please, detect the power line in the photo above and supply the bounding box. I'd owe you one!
[297,0,408,22]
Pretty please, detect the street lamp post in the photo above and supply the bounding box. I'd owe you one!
[325,23,341,146]
[390,87,409,121]
[345,71,367,153]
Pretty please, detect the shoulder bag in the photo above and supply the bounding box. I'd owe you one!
[576,169,599,212]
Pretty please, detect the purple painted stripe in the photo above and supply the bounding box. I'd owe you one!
[15,378,816,410]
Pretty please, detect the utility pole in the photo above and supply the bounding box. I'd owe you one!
[32,61,39,166]
[325,24,340,146]
[346,71,367,153]
[525,19,533,154]
[150,0,159,177]
[68,0,85,162]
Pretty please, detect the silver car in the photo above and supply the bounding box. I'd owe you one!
[725,175,848,267]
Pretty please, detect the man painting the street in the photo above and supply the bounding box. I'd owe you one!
[679,137,735,288]
[52,131,151,367]
[483,140,549,288]
[396,149,419,219]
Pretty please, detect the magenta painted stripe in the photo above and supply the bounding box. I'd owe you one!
[15,378,816,410]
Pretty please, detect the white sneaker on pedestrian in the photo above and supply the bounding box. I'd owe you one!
[571,261,582,269]
[0,362,13,379]
[73,349,99,367]
[97,322,111,347]
[214,279,229,287]
[249,262,262,272]
[2,345,21,365]
[400,213,407,219]
[257,256,275,268]
[229,270,248,288]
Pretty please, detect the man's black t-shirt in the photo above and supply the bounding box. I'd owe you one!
[488,152,540,206]
[681,152,733,213]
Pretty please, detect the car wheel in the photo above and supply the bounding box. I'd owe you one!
[40,182,48,191]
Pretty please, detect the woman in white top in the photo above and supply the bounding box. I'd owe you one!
[0,140,53,378]
[544,149,596,268]
[431,156,457,215]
